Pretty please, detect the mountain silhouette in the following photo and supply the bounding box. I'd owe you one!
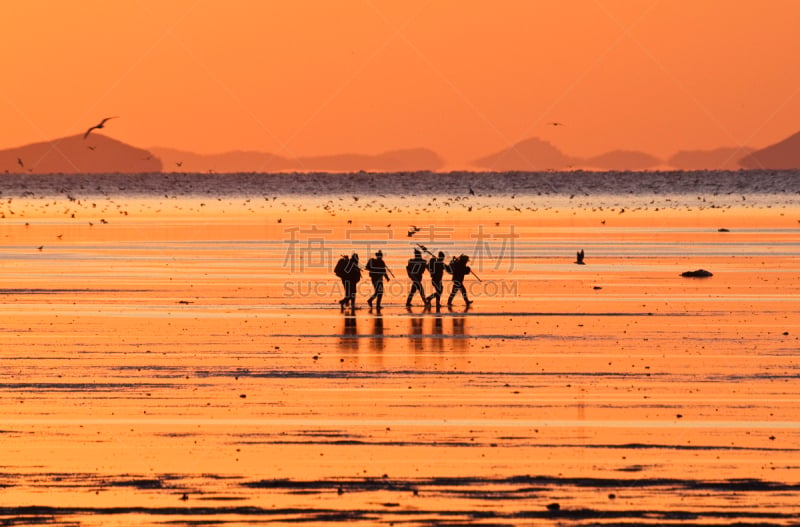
[473,138,576,170]
[474,138,663,171]
[739,131,800,169]
[584,150,662,170]
[152,147,445,173]
[668,147,754,170]
[1,134,161,173]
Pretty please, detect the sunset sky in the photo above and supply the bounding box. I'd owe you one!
[2,0,799,169]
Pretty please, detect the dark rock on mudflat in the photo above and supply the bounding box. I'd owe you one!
[681,269,713,278]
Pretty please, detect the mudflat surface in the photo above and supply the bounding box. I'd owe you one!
[1,172,799,525]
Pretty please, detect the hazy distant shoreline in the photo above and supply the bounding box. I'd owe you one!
[1,169,798,198]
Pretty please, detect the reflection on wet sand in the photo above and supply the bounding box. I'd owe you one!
[451,308,468,352]
[409,314,424,352]
[371,312,384,351]
[431,314,444,352]
[340,313,358,352]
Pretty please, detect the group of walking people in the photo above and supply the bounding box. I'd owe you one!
[334,247,474,311]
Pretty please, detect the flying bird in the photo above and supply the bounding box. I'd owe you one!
[17,158,24,168]
[547,121,565,127]
[83,116,119,139]
[575,249,585,265]
[407,225,421,237]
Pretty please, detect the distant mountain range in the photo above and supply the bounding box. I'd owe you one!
[472,137,792,171]
[1,130,799,174]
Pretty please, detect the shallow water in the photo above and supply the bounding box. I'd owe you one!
[1,171,799,525]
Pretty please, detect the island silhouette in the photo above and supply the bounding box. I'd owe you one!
[473,138,662,171]
[668,147,756,171]
[1,134,161,174]
[151,146,445,173]
[739,131,800,169]
[473,138,578,171]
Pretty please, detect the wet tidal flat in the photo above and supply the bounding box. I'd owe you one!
[1,185,800,526]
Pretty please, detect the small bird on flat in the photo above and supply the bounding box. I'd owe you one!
[83,117,119,139]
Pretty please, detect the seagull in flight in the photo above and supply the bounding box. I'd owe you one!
[83,116,119,139]
[547,121,565,127]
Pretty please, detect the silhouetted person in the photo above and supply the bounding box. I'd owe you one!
[366,250,389,310]
[339,253,361,309]
[405,249,428,307]
[575,249,585,265]
[425,251,446,308]
[447,254,473,307]
[334,254,350,307]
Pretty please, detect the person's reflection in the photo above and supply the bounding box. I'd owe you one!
[431,314,444,352]
[410,315,424,352]
[371,312,385,351]
[450,305,468,351]
[340,313,358,352]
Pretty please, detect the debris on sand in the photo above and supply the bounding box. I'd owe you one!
[681,269,713,278]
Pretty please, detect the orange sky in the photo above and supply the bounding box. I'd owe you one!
[2,0,799,169]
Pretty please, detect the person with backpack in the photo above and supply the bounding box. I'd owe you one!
[405,248,429,307]
[334,254,350,308]
[366,250,390,311]
[425,251,446,308]
[342,253,361,310]
[447,254,474,307]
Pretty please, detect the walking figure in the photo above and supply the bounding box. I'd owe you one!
[425,251,446,308]
[334,254,350,307]
[447,254,474,307]
[366,250,390,310]
[345,254,361,309]
[335,254,361,310]
[405,249,428,307]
